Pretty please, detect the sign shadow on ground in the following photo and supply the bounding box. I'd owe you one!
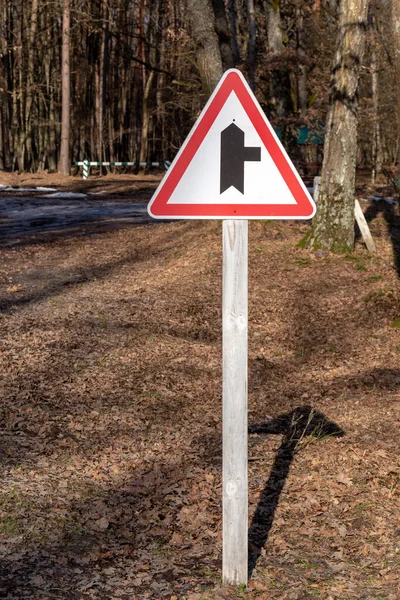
[248,406,345,576]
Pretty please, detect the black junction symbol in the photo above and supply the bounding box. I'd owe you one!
[220,123,261,194]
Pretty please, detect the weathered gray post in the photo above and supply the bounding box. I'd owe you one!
[222,219,248,586]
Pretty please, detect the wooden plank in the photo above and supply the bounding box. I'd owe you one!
[354,199,376,253]
[222,219,248,586]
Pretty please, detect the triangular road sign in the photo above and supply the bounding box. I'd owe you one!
[148,69,316,220]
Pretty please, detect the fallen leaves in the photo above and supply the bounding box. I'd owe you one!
[336,473,353,487]
[92,517,110,532]
[0,214,400,599]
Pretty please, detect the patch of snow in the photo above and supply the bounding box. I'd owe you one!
[88,191,108,195]
[0,186,58,192]
[42,192,87,199]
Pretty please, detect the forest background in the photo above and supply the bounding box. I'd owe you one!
[0,0,396,179]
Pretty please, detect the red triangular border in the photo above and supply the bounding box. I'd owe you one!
[148,70,316,219]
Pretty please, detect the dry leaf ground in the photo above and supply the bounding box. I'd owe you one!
[1,179,400,599]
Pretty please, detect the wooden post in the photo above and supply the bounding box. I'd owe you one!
[222,219,248,586]
[354,199,376,253]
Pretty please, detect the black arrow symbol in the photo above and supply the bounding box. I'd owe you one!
[220,123,261,194]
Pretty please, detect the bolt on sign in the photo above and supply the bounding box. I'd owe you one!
[148,69,316,587]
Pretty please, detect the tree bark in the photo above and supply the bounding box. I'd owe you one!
[211,0,234,70]
[0,98,4,170]
[296,6,307,114]
[246,0,256,91]
[140,70,155,163]
[227,0,240,65]
[370,18,381,183]
[302,0,369,253]
[25,0,39,169]
[13,0,24,170]
[187,0,223,96]
[95,0,109,163]
[0,0,6,170]
[265,0,292,118]
[391,0,400,157]
[59,0,71,175]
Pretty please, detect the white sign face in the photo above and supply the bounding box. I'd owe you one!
[148,69,316,220]
[168,91,296,206]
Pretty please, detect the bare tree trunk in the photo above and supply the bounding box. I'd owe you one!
[371,19,381,183]
[1,0,10,169]
[59,0,71,175]
[25,0,39,169]
[303,0,369,253]
[13,0,24,170]
[44,8,57,172]
[108,107,115,163]
[187,0,223,95]
[0,101,4,170]
[96,0,109,163]
[140,70,155,163]
[391,0,400,160]
[49,92,58,172]
[266,0,284,55]
[227,0,240,65]
[246,0,256,91]
[296,6,307,114]
[265,0,292,118]
[95,66,101,160]
[211,0,234,70]
[0,2,6,170]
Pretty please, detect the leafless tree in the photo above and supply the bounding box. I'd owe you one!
[59,0,71,175]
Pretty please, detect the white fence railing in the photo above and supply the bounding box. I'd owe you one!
[74,160,171,179]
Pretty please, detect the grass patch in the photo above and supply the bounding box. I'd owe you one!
[252,245,267,254]
[355,261,367,271]
[0,489,34,537]
[0,514,21,536]
[363,288,395,303]
[140,389,160,399]
[298,559,318,569]
[296,258,311,267]
[233,583,247,597]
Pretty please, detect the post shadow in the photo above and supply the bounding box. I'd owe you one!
[356,200,400,276]
[248,406,344,576]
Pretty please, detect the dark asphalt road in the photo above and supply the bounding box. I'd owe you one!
[0,194,156,246]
